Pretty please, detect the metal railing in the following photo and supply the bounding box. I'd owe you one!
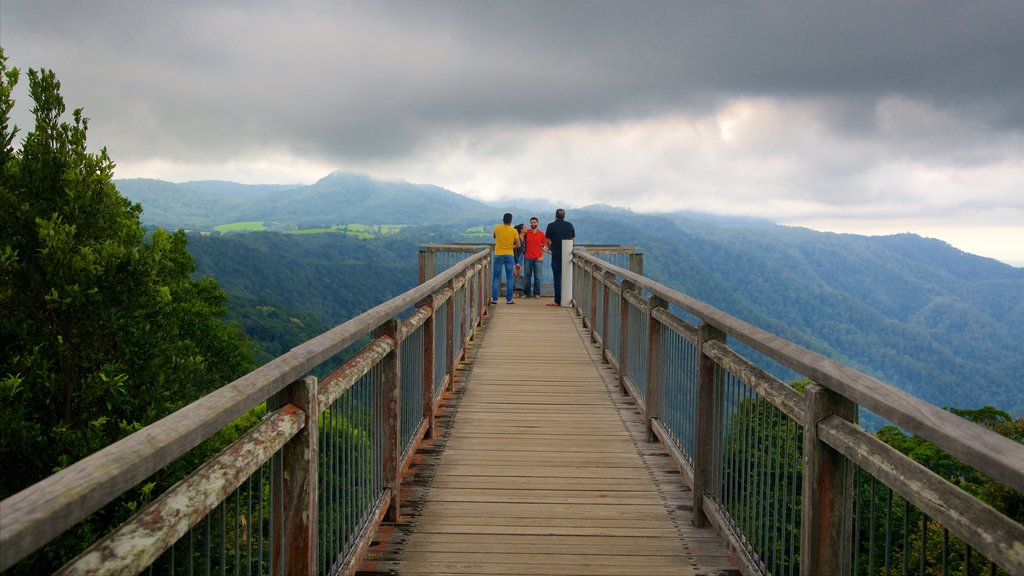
[572,248,1024,576]
[0,247,492,576]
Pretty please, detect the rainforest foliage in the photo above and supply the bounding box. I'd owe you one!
[0,51,256,573]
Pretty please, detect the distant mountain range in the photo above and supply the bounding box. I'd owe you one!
[115,172,491,229]
[116,172,1024,418]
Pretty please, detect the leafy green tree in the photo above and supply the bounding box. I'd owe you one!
[0,49,253,570]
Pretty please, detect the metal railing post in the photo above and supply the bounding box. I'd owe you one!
[645,295,668,442]
[693,323,725,528]
[373,319,401,523]
[418,249,436,284]
[801,384,856,576]
[589,264,599,338]
[446,279,456,390]
[419,295,436,439]
[601,271,614,361]
[269,376,318,576]
[618,279,636,395]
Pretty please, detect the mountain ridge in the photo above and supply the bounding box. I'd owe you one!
[116,172,1024,417]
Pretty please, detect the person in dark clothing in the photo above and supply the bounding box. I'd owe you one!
[544,208,575,307]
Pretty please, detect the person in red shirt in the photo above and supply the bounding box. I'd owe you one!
[522,216,547,298]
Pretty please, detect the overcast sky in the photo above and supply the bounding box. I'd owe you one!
[3,1,1023,264]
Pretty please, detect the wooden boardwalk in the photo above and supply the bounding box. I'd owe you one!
[360,297,736,576]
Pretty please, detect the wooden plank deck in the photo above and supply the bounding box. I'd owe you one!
[359,297,736,576]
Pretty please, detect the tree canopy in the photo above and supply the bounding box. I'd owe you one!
[0,49,253,503]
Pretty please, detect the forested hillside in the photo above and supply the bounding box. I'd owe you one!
[186,232,419,325]
[575,209,1024,417]
[119,175,1024,418]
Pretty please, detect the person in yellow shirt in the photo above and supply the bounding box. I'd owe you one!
[492,212,521,304]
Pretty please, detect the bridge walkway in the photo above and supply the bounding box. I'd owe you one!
[359,297,735,575]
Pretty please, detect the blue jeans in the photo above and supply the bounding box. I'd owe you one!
[492,254,515,302]
[551,257,562,304]
[524,258,542,297]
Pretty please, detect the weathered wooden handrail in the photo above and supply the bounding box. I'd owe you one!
[572,248,1024,575]
[0,247,491,575]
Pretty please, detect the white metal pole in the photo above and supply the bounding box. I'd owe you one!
[561,239,574,307]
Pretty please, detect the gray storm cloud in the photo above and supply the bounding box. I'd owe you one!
[2,1,1022,262]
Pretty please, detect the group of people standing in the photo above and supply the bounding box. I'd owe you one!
[491,209,575,307]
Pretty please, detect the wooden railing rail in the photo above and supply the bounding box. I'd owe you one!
[572,248,1024,576]
[0,247,491,575]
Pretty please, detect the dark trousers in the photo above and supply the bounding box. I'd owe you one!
[551,258,562,304]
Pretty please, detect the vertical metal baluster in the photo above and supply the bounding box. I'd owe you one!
[783,418,796,576]
[789,423,802,576]
[966,544,973,576]
[943,527,949,576]
[772,407,786,576]
[885,487,894,575]
[205,512,211,576]
[722,376,734,521]
[920,513,928,575]
[258,464,265,575]
[758,396,769,566]
[344,388,350,553]
[740,381,752,540]
[221,499,226,576]
[902,497,910,576]
[751,389,764,558]
[868,478,877,575]
[853,467,862,576]
[234,487,240,576]
[188,527,194,576]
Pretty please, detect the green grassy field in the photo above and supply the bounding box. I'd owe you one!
[285,224,408,238]
[214,221,268,233]
[213,222,409,238]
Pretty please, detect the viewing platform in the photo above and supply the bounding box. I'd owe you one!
[2,245,1022,576]
[360,297,734,575]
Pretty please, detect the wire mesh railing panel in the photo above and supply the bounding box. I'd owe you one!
[847,459,1015,576]
[591,251,632,270]
[717,365,804,576]
[625,299,648,402]
[432,299,449,401]
[146,458,277,576]
[453,287,464,359]
[657,323,699,465]
[594,276,605,340]
[432,251,475,277]
[318,363,386,574]
[400,324,425,460]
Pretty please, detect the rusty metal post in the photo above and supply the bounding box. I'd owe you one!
[478,262,486,323]
[418,249,436,284]
[373,319,401,522]
[419,295,436,439]
[269,376,318,576]
[589,264,599,340]
[601,271,614,361]
[462,272,472,356]
[618,279,636,395]
[445,279,456,392]
[801,384,856,576]
[645,295,668,442]
[693,323,726,528]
